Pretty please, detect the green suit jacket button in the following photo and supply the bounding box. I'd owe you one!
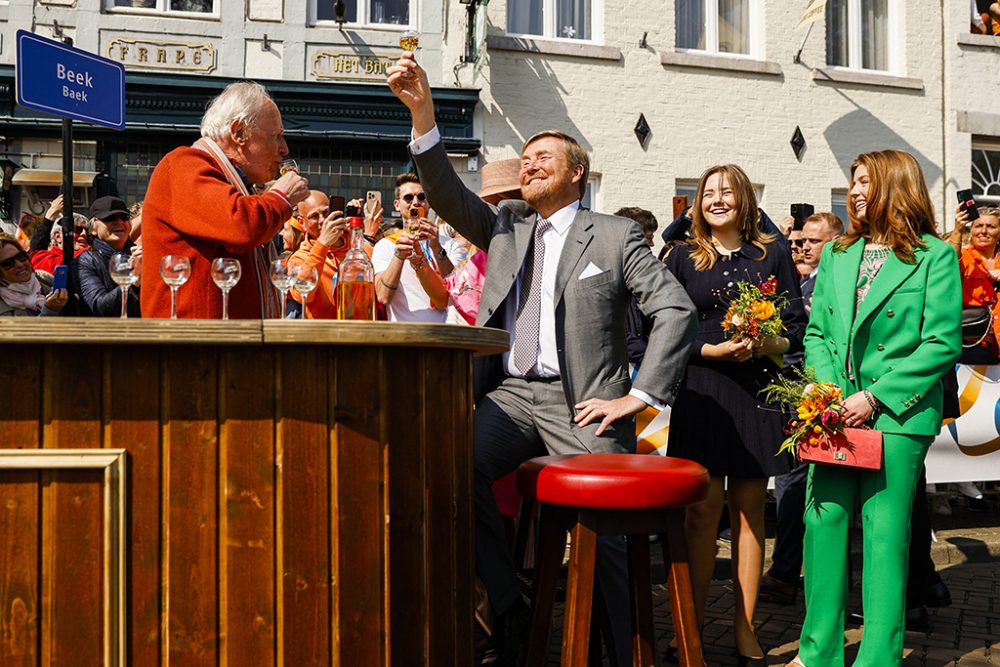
[877,344,885,351]
[887,309,895,317]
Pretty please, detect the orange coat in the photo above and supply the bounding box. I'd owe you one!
[140,147,290,319]
[959,246,1000,337]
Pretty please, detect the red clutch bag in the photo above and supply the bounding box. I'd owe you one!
[797,427,883,471]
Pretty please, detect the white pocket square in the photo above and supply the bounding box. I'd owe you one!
[578,262,605,280]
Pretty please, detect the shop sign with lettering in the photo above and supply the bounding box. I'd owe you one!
[106,38,217,73]
[311,51,394,82]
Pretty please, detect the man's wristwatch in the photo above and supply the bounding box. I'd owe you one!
[435,247,447,261]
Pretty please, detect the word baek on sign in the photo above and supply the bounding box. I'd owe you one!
[311,51,394,81]
[56,63,93,101]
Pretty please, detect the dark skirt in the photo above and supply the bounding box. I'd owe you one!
[667,358,792,478]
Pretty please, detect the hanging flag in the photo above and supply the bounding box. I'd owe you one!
[797,0,827,30]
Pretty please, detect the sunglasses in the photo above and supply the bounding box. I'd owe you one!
[401,192,427,204]
[0,251,30,270]
[790,239,805,247]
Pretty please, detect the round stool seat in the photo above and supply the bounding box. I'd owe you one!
[517,454,709,510]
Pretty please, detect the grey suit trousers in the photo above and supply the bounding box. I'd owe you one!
[475,377,633,667]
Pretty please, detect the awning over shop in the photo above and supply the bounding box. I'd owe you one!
[0,66,481,155]
[11,169,100,187]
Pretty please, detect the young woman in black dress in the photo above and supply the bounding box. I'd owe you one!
[665,164,807,666]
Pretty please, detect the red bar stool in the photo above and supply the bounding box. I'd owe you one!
[517,453,709,667]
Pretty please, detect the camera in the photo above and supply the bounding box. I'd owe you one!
[344,202,362,218]
[790,203,815,229]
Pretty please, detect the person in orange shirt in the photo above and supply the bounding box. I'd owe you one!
[948,203,1000,363]
[290,191,382,318]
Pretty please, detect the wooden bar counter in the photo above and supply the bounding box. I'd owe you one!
[0,319,508,666]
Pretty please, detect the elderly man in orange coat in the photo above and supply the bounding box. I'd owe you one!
[141,81,309,319]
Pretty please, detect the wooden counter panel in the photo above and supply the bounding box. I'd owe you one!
[0,331,490,665]
[277,346,332,665]
[333,347,386,667]
[105,347,161,666]
[162,346,218,666]
[220,348,277,666]
[0,469,40,666]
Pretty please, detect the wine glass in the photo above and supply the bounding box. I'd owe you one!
[400,30,420,51]
[279,158,298,175]
[293,265,319,310]
[269,258,296,319]
[210,258,241,320]
[159,255,191,320]
[108,252,139,319]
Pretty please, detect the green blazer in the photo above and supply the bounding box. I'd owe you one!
[804,235,961,436]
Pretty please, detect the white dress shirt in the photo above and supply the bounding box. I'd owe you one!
[409,125,663,410]
[503,202,577,378]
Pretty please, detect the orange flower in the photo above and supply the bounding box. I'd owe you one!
[751,300,776,321]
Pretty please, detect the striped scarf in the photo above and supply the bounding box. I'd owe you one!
[193,137,280,319]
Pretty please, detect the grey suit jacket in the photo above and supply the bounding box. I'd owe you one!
[413,142,697,447]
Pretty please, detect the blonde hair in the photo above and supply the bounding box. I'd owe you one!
[835,150,938,263]
[804,211,845,237]
[687,164,775,270]
[522,130,590,199]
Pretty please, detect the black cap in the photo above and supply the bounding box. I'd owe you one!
[89,196,130,221]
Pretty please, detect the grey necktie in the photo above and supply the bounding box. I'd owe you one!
[512,219,551,376]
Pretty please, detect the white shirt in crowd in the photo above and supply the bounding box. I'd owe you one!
[372,233,450,323]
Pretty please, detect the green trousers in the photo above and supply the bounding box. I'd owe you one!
[798,433,931,667]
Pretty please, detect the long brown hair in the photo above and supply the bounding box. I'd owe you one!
[835,150,938,263]
[688,164,775,270]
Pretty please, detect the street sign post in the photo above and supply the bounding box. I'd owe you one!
[16,29,126,130]
[15,29,126,269]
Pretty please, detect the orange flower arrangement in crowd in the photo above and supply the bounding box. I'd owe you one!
[762,366,845,456]
[720,275,786,344]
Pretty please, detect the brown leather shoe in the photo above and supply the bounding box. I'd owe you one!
[760,573,798,605]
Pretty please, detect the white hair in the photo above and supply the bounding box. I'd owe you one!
[200,82,274,142]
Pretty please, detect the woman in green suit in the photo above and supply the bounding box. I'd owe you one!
[788,150,961,667]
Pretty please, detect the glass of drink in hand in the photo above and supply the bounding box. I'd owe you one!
[269,257,297,319]
[293,265,319,304]
[159,255,191,320]
[400,30,420,52]
[108,252,139,319]
[210,257,241,320]
[279,158,298,176]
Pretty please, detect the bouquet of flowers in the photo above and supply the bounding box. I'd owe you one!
[721,275,786,344]
[762,367,882,470]
[761,366,845,457]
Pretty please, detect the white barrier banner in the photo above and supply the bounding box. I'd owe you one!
[928,364,1000,483]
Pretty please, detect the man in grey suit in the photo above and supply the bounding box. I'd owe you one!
[389,54,698,665]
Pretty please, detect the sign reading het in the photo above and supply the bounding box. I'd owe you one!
[16,29,126,131]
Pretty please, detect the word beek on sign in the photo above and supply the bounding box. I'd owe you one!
[56,63,94,88]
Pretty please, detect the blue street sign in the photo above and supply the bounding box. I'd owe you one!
[15,30,126,131]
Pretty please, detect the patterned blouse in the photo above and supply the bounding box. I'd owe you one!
[855,243,891,312]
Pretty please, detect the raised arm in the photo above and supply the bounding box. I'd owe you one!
[387,54,500,252]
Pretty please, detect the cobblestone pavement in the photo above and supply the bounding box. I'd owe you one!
[542,494,1000,666]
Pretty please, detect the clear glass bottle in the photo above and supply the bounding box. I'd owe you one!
[336,217,375,321]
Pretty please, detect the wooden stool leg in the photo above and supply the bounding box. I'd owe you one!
[525,505,567,667]
[513,498,534,572]
[660,509,704,667]
[627,534,655,666]
[561,516,597,667]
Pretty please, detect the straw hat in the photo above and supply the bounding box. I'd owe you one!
[478,158,522,200]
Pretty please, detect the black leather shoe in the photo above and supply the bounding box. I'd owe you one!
[925,581,952,608]
[760,572,798,606]
[905,605,929,633]
[493,595,530,666]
